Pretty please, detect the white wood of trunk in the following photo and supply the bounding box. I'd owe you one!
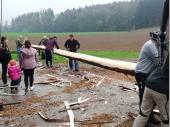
[32,45,136,76]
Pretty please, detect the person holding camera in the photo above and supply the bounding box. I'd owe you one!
[133,32,169,127]
[135,32,161,106]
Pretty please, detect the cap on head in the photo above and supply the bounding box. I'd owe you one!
[19,35,23,39]
[43,36,47,39]
[9,60,16,66]
[150,31,165,42]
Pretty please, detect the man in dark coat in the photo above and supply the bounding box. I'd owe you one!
[64,34,80,71]
[45,36,59,67]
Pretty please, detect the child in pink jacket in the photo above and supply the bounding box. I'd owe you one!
[8,60,21,93]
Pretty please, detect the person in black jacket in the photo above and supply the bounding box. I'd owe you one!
[133,66,169,127]
[38,36,48,59]
[0,37,12,85]
[45,36,59,67]
[64,34,80,71]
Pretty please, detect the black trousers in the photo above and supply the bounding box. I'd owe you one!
[45,49,52,67]
[11,77,21,91]
[2,63,8,84]
[135,72,148,106]
[23,68,35,88]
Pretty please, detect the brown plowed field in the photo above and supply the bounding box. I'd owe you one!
[7,27,158,51]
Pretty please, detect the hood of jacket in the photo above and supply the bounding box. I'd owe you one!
[21,48,35,58]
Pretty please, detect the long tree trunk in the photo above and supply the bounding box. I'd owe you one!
[32,45,136,76]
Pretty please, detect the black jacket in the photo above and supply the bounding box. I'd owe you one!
[0,44,12,64]
[64,39,80,52]
[146,66,169,96]
[39,39,48,46]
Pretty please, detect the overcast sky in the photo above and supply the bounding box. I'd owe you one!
[3,0,130,23]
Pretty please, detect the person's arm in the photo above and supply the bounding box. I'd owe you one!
[145,45,159,63]
[76,40,80,49]
[16,67,22,74]
[64,41,68,49]
[8,68,10,76]
[16,40,18,47]
[54,41,59,49]
[35,50,39,64]
[38,39,43,45]
[145,44,161,74]
[44,39,48,46]
[19,51,23,69]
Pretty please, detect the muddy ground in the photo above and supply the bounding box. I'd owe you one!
[7,27,157,51]
[0,64,141,127]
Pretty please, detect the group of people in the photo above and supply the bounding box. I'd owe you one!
[0,36,38,93]
[0,30,168,127]
[38,34,80,71]
[0,34,80,93]
[133,31,169,127]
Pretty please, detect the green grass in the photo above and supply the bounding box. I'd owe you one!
[82,50,139,59]
[11,50,139,63]
[2,32,125,38]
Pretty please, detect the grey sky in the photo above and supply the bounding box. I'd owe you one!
[3,0,129,23]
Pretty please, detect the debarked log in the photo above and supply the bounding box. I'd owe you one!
[32,45,136,76]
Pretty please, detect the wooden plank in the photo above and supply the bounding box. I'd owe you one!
[64,101,75,127]
[0,93,26,96]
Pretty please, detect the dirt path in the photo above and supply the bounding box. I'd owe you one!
[0,64,140,127]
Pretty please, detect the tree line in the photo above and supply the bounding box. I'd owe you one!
[4,0,164,32]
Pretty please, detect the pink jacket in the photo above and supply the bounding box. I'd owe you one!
[8,66,21,81]
[20,47,38,69]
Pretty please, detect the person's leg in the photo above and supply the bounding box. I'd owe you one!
[135,73,147,106]
[2,63,8,85]
[74,60,79,71]
[38,49,41,56]
[11,79,20,92]
[42,51,45,59]
[133,87,155,127]
[45,50,49,67]
[46,60,49,67]
[153,92,169,127]
[14,78,21,91]
[69,58,73,70]
[16,48,20,60]
[10,80,15,93]
[49,51,53,67]
[29,68,35,87]
[23,69,29,91]
[46,59,49,67]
